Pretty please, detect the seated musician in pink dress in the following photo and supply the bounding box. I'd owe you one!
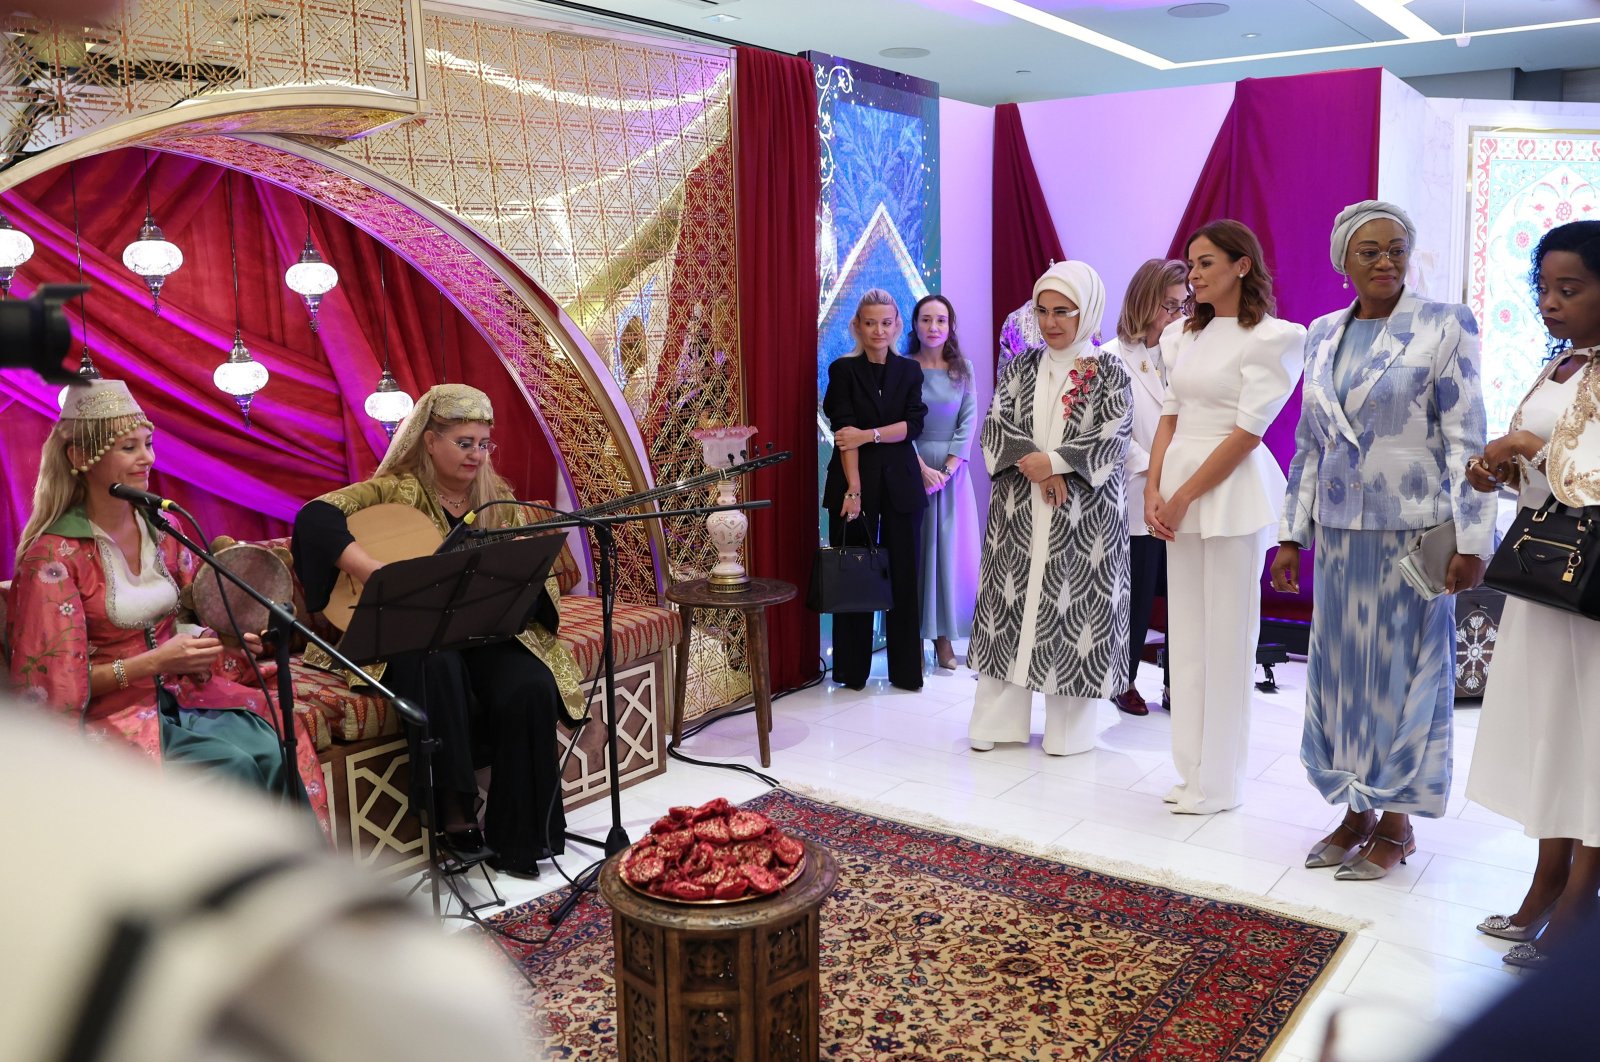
[8,381,328,829]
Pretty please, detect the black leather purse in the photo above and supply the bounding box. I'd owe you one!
[1484,496,1600,620]
[806,522,893,615]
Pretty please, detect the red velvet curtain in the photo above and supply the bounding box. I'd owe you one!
[1165,69,1383,616]
[992,102,1066,364]
[0,149,556,577]
[735,47,822,692]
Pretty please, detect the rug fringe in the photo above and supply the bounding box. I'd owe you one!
[774,781,1372,937]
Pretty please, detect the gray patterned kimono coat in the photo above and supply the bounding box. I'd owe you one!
[969,349,1133,697]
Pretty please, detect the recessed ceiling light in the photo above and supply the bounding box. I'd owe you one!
[879,46,931,59]
[1241,31,1259,38]
[1168,3,1229,17]
[703,12,739,22]
[1015,69,1031,74]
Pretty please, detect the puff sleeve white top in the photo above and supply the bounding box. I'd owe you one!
[1158,315,1307,538]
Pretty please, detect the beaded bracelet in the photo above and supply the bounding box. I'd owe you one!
[844,491,861,500]
[112,658,130,690]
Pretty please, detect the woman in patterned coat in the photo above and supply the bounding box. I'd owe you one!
[967,262,1132,755]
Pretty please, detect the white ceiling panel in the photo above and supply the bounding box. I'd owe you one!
[454,0,1600,105]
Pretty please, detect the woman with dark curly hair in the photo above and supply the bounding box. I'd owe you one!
[1466,219,1600,968]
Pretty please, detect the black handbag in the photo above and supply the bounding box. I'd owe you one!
[806,521,893,614]
[1484,495,1600,620]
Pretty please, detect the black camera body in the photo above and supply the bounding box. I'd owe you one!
[0,285,88,382]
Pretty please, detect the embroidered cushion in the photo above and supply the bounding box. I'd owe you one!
[556,596,682,679]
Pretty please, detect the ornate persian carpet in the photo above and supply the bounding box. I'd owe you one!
[493,789,1355,1060]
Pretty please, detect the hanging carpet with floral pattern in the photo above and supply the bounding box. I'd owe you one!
[493,789,1356,1060]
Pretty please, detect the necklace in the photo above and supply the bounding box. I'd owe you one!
[437,486,469,509]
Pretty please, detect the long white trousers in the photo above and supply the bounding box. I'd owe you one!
[1166,531,1263,813]
[969,674,1098,755]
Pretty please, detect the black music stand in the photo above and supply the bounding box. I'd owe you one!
[340,532,565,915]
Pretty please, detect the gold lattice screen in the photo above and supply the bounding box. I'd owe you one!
[2,3,752,719]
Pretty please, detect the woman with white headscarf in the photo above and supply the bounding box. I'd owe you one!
[1270,201,1489,880]
[292,384,585,876]
[1146,220,1306,815]
[967,262,1132,755]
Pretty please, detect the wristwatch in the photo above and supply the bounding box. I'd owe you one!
[872,428,882,445]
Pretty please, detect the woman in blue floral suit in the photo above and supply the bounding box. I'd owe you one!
[1271,201,1491,880]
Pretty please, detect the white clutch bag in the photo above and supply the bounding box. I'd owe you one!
[1397,521,1457,599]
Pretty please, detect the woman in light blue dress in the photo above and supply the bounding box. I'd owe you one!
[906,294,979,669]
[1271,201,1490,880]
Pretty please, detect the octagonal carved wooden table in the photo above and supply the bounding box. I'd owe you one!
[599,840,839,1061]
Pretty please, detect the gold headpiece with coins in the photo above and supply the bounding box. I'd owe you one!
[59,380,154,475]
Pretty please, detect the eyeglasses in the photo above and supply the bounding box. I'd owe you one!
[1353,247,1409,266]
[449,438,497,454]
[1160,300,1190,316]
[1034,306,1080,318]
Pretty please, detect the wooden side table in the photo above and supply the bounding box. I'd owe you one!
[667,577,797,767]
[600,841,839,1061]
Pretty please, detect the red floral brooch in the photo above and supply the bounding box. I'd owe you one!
[1061,359,1098,420]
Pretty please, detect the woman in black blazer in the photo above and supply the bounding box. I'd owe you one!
[822,289,929,691]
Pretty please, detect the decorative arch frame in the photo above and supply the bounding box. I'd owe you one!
[0,97,668,601]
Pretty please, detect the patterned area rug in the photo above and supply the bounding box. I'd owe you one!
[494,789,1357,1060]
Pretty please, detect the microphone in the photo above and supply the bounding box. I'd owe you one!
[108,483,178,511]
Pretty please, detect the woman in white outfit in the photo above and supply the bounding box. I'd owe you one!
[1101,259,1190,716]
[1465,219,1600,969]
[968,262,1133,755]
[1146,220,1306,814]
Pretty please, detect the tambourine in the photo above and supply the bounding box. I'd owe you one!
[187,538,295,646]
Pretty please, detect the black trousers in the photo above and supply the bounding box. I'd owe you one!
[1128,534,1168,688]
[828,506,924,689]
[384,639,567,862]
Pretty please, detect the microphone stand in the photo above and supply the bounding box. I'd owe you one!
[128,504,439,904]
[454,498,771,927]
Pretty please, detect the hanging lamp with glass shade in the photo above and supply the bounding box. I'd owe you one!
[58,162,103,408]
[120,150,183,314]
[0,212,35,297]
[284,198,337,331]
[213,171,269,427]
[363,252,413,437]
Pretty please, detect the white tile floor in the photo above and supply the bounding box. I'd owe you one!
[457,651,1534,1062]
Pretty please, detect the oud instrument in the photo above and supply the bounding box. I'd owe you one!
[321,449,790,631]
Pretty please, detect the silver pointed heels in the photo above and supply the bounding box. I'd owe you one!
[1334,828,1416,880]
[1477,903,1557,943]
[1305,821,1376,869]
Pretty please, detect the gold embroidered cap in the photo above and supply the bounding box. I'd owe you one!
[375,383,495,477]
[59,380,154,475]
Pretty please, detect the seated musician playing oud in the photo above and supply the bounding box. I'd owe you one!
[293,384,586,876]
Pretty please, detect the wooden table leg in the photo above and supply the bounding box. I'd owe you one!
[747,606,773,768]
[671,605,693,748]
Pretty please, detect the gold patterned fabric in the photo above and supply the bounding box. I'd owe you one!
[1547,351,1600,506]
[374,384,494,479]
[310,472,587,723]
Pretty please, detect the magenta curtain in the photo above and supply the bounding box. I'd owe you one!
[0,149,558,578]
[992,102,1066,365]
[736,46,822,693]
[1166,69,1383,617]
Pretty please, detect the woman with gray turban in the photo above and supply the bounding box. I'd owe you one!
[1270,201,1491,880]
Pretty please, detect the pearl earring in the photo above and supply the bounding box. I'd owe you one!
[1342,278,1349,289]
